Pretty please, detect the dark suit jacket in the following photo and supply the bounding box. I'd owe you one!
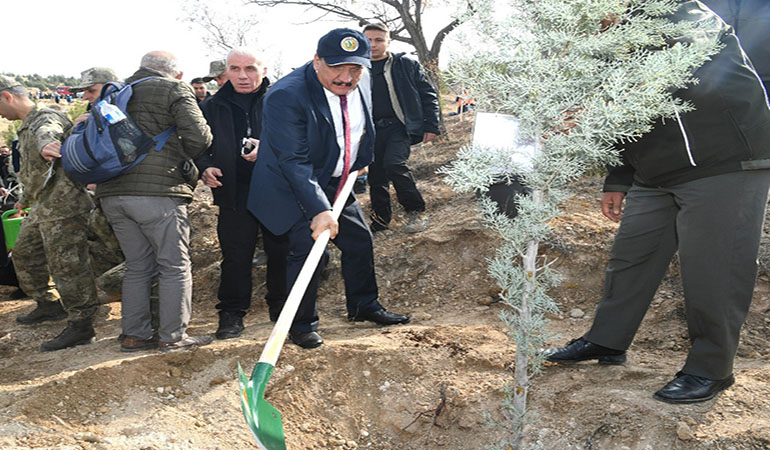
[247,62,374,235]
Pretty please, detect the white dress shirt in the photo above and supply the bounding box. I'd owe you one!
[323,86,365,177]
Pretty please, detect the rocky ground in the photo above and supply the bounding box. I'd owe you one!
[0,106,769,449]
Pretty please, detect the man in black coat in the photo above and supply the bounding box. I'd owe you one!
[362,23,441,234]
[545,1,770,404]
[196,48,288,339]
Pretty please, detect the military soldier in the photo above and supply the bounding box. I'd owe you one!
[70,67,119,126]
[0,75,99,351]
[201,59,227,88]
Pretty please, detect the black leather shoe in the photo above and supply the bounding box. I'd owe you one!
[653,372,735,404]
[543,337,626,365]
[216,311,245,340]
[17,301,68,325]
[290,331,323,349]
[350,308,410,325]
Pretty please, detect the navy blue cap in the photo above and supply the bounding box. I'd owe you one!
[316,28,371,68]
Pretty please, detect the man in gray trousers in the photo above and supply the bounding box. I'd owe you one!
[545,1,770,403]
[97,51,213,352]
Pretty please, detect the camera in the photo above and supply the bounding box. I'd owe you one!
[241,137,256,155]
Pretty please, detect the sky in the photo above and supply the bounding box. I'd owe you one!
[5,0,460,83]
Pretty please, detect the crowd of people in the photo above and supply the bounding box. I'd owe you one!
[0,25,440,353]
[1,0,769,407]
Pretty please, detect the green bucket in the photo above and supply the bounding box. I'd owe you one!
[2,209,29,251]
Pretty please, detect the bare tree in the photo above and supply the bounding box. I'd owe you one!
[246,0,473,88]
[181,0,264,55]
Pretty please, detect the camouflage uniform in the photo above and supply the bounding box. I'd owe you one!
[87,203,124,295]
[14,105,98,321]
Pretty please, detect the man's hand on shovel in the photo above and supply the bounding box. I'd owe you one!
[310,211,338,240]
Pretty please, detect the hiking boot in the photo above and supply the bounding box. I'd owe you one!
[121,335,159,352]
[158,335,213,352]
[40,319,95,352]
[216,311,245,340]
[403,211,429,233]
[16,301,68,325]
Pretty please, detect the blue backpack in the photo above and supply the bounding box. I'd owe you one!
[61,77,176,184]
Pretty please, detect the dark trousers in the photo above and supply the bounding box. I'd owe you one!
[286,180,382,333]
[585,170,770,380]
[216,207,288,318]
[368,120,425,225]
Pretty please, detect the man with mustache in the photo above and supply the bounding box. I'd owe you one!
[247,28,410,349]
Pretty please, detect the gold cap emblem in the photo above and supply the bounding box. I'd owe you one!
[341,37,359,52]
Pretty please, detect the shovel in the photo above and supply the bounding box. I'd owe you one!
[238,170,360,450]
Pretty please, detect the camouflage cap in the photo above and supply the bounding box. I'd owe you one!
[202,59,226,82]
[71,67,119,92]
[0,74,22,92]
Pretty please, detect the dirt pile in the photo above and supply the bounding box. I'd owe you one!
[0,109,769,449]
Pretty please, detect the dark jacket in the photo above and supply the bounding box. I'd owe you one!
[604,1,770,192]
[196,79,269,208]
[96,67,212,200]
[702,0,770,85]
[382,52,441,144]
[247,62,374,235]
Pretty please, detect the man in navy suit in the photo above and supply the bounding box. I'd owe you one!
[248,28,410,349]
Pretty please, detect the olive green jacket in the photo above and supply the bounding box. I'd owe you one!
[96,68,212,200]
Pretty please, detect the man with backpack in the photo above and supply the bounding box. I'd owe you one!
[94,51,213,352]
[0,75,99,351]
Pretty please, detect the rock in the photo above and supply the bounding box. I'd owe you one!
[332,391,347,406]
[474,306,491,312]
[169,367,182,377]
[677,421,694,441]
[569,308,585,318]
[362,370,371,377]
[477,296,494,306]
[681,416,697,426]
[209,376,228,386]
[75,432,105,443]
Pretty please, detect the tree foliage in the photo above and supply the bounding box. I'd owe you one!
[442,0,721,447]
[2,73,80,91]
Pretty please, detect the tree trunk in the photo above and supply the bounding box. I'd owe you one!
[512,201,541,448]
[420,53,448,137]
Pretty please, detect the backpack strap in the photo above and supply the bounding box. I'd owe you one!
[152,126,177,151]
[128,76,160,88]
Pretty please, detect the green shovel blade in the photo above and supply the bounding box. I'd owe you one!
[238,361,286,450]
